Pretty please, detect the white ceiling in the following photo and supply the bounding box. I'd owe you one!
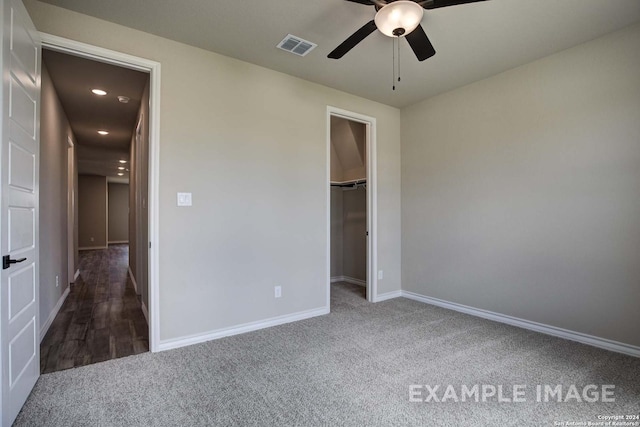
[38,0,640,108]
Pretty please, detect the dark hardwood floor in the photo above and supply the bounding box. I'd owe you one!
[40,244,149,373]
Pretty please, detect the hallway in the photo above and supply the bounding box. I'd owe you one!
[40,245,149,373]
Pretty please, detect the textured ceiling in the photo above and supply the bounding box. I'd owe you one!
[37,0,640,108]
[43,49,148,179]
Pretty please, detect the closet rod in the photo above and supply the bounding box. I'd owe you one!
[330,179,366,188]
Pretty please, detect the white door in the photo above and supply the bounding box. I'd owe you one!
[0,0,41,425]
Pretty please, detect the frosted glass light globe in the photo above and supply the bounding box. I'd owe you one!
[374,1,424,37]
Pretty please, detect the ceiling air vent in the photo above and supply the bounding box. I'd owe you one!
[277,34,317,57]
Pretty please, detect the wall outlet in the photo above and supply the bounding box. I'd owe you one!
[274,286,282,298]
[378,270,383,280]
[55,275,59,287]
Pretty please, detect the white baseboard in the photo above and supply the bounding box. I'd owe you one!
[40,285,70,342]
[401,291,640,358]
[331,275,367,287]
[141,301,149,323]
[157,306,330,352]
[108,240,129,245]
[79,245,107,251]
[73,269,80,281]
[374,290,402,302]
[128,266,139,294]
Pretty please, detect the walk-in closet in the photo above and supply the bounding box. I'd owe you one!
[330,116,367,299]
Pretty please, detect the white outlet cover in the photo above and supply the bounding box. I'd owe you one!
[177,192,192,207]
[378,270,383,280]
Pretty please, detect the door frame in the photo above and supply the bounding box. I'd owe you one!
[326,106,378,304]
[40,33,162,352]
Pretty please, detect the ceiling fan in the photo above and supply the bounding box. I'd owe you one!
[328,0,488,61]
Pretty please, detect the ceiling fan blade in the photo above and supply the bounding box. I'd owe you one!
[344,0,387,7]
[328,20,378,59]
[405,24,436,61]
[419,0,487,10]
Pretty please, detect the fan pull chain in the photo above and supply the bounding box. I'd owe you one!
[392,37,396,91]
[392,37,401,91]
[397,36,401,84]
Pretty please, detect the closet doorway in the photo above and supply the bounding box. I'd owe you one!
[327,107,377,305]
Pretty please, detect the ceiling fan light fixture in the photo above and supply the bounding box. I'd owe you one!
[374,1,424,38]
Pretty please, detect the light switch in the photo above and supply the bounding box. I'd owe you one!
[177,192,192,207]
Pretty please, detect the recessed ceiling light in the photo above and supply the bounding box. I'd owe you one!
[118,166,125,170]
[117,96,130,104]
[117,173,124,176]
[119,160,127,164]
[92,89,107,96]
[98,130,109,135]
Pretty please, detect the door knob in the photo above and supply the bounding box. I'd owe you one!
[2,255,27,270]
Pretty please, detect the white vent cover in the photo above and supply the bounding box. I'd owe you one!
[276,34,317,57]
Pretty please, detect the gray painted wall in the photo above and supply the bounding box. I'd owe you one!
[401,23,640,347]
[129,115,137,293]
[139,80,150,310]
[108,183,129,242]
[342,188,367,281]
[129,78,150,308]
[28,0,639,351]
[25,1,402,341]
[331,188,367,282]
[70,145,79,278]
[78,175,107,248]
[330,117,366,182]
[39,64,74,331]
